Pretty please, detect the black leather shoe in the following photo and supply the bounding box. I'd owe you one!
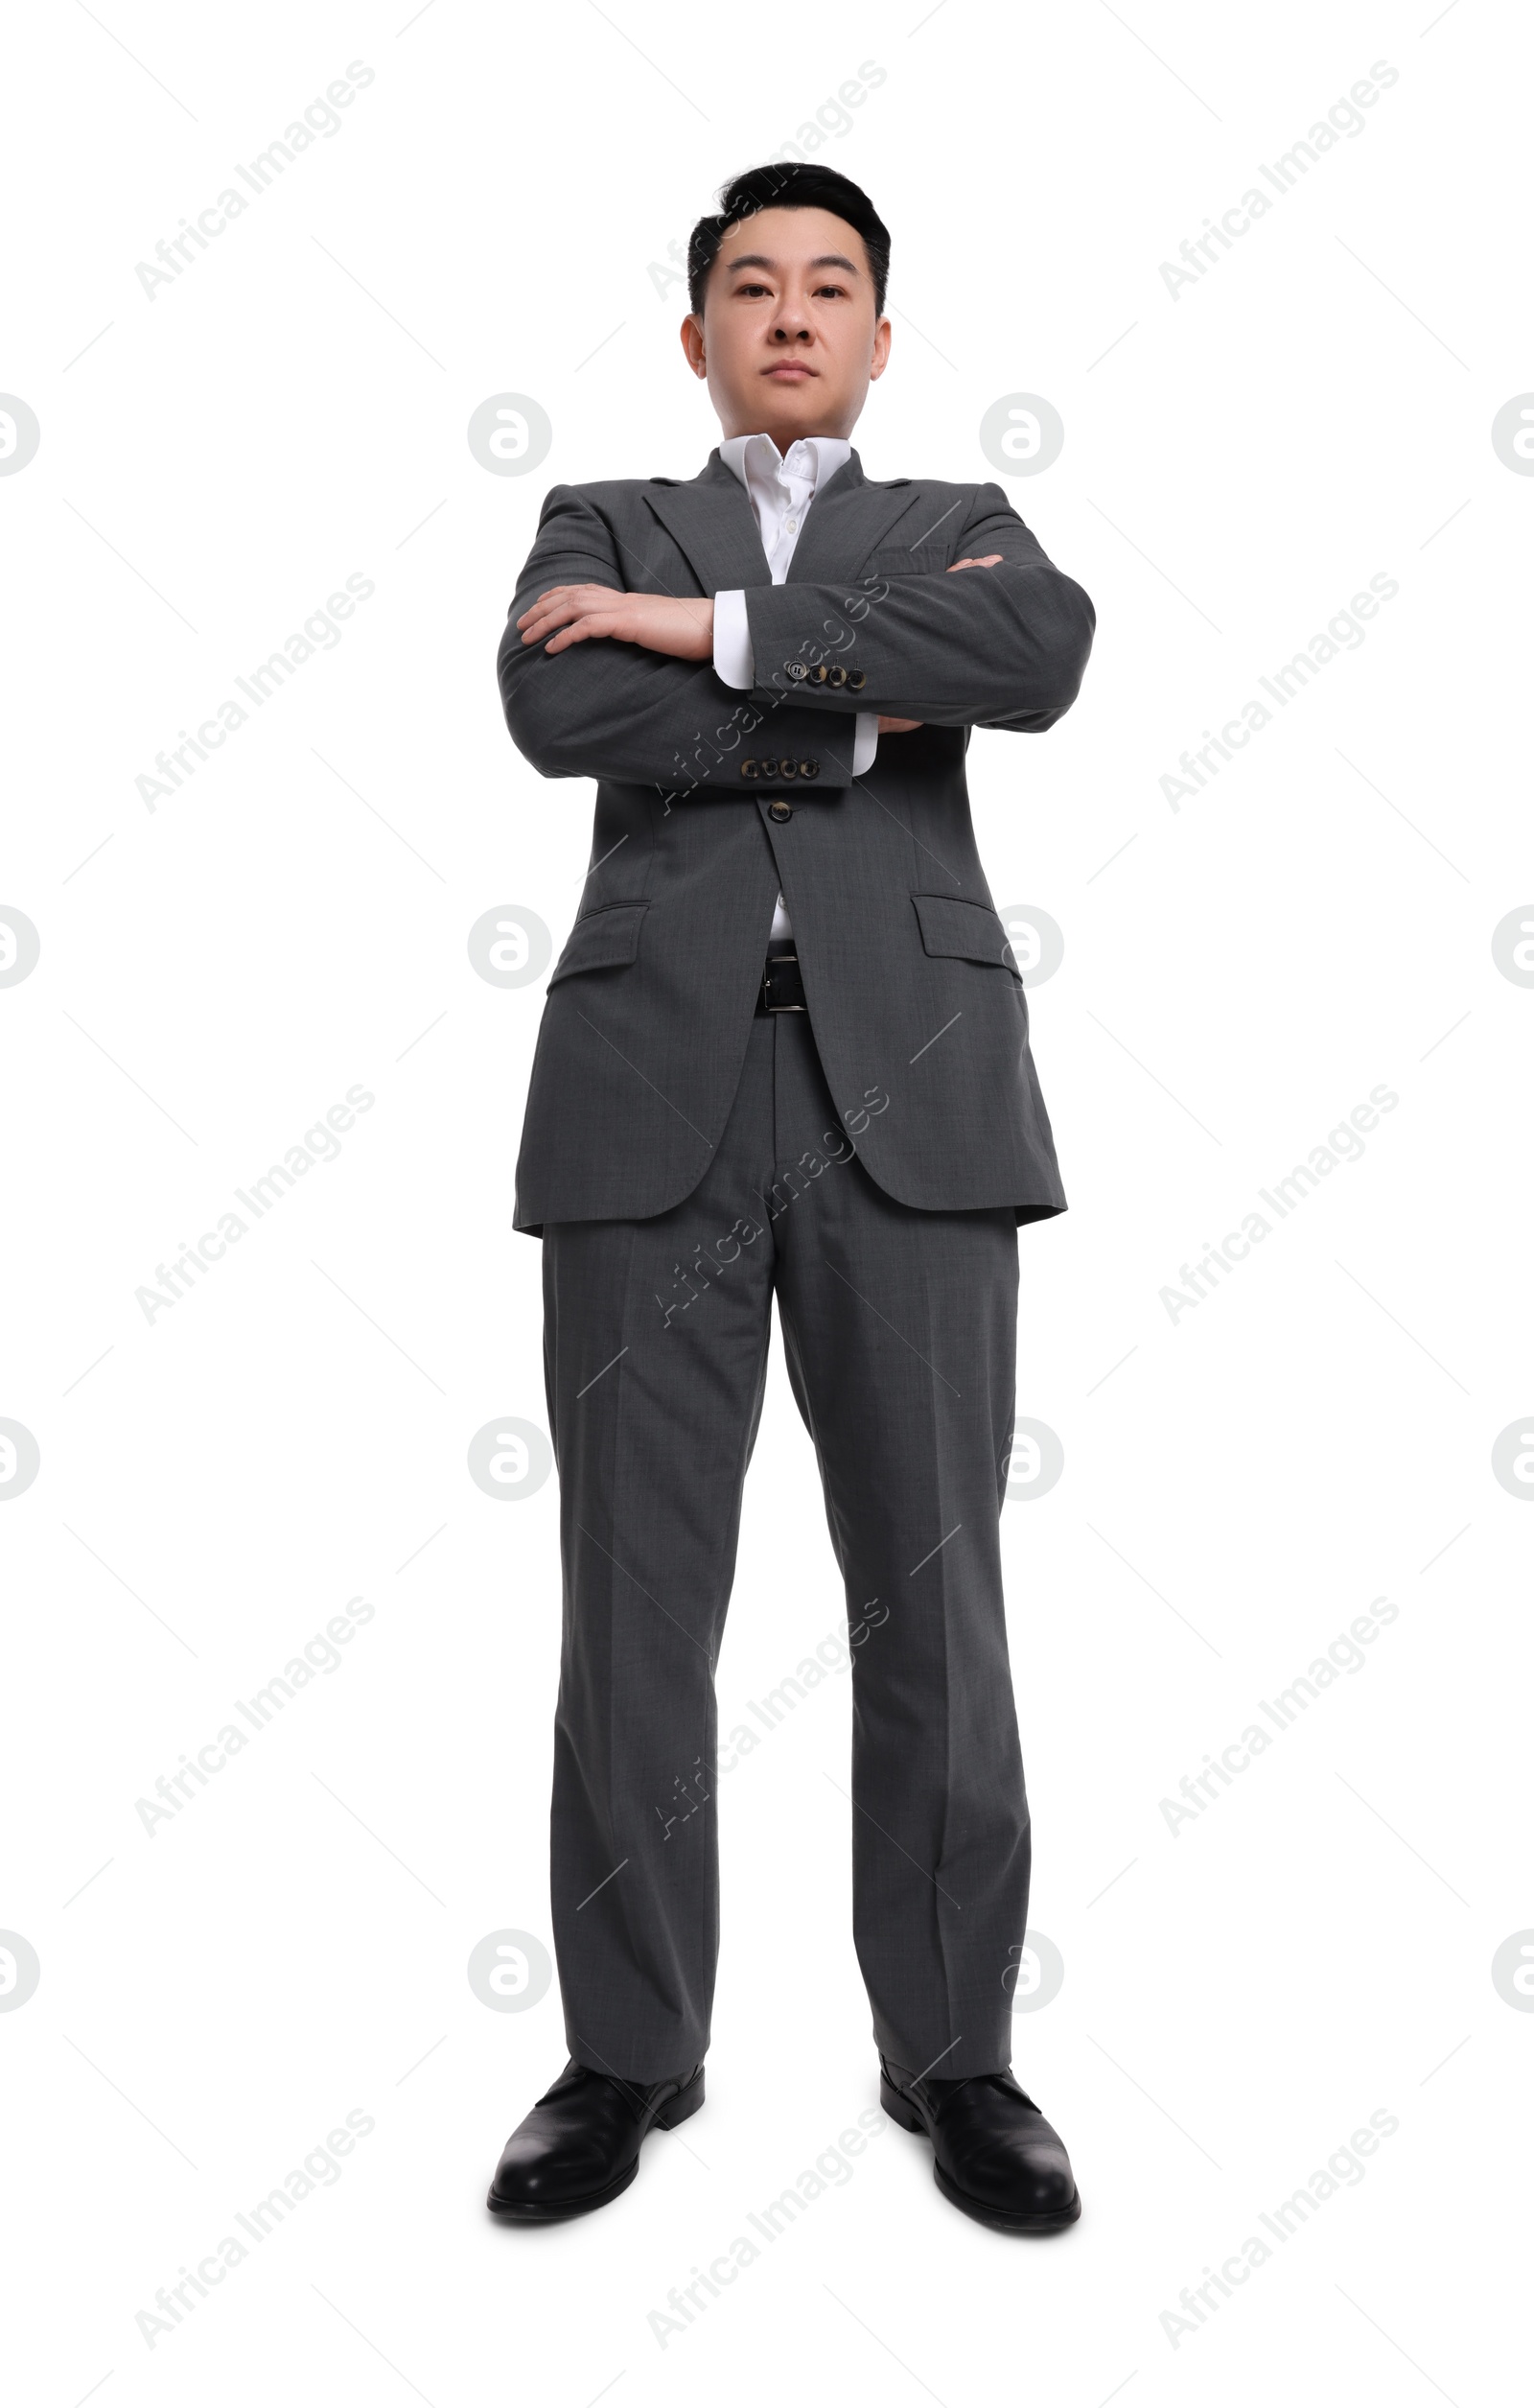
[487,2058,705,2222]
[880,2056,1081,2233]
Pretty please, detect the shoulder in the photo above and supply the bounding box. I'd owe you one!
[520,478,673,553]
[535,476,662,513]
[864,472,1013,523]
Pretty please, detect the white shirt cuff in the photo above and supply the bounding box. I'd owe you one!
[717,593,877,774]
[712,588,753,690]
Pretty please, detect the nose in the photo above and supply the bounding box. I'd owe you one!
[769,293,813,344]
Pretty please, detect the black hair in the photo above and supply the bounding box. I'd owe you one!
[687,162,891,319]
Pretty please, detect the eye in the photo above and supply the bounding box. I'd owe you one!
[813,282,848,299]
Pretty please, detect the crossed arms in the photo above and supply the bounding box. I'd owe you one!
[497,481,1095,793]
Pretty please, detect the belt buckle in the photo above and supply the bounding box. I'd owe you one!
[762,950,805,1014]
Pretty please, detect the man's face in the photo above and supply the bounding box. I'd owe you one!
[681,205,891,447]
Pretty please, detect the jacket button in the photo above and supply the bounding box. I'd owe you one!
[826,664,848,688]
[760,758,779,780]
[847,669,867,692]
[786,661,808,681]
[739,759,758,779]
[768,799,793,823]
[779,758,798,781]
[809,663,829,685]
[798,759,820,779]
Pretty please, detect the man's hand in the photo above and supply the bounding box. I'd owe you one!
[518,584,714,661]
[875,555,1003,732]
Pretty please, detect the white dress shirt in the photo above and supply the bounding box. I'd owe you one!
[713,432,878,943]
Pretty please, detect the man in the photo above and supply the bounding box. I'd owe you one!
[486,163,1095,2233]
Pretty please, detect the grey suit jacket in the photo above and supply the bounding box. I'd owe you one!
[498,447,1095,1236]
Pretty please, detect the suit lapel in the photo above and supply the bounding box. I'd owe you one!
[640,454,773,598]
[641,448,931,598]
[782,453,929,588]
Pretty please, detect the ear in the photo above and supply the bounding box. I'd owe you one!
[680,314,708,379]
[868,316,893,384]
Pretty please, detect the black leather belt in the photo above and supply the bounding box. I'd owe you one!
[756,947,807,1015]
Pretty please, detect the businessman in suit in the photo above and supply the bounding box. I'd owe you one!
[486,163,1095,2232]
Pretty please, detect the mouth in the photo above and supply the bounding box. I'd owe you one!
[763,362,817,380]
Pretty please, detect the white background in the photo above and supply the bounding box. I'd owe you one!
[2,1,1529,2399]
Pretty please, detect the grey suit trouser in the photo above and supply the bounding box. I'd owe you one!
[542,1003,1030,2081]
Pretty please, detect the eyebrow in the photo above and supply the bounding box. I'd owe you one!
[723,251,861,277]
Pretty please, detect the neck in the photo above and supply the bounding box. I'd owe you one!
[722,421,852,458]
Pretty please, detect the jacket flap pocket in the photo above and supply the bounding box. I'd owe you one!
[547,901,648,987]
[911,892,1018,971]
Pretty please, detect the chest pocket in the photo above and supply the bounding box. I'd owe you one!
[864,543,954,581]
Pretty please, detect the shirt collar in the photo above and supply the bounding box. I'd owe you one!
[718,430,852,497]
